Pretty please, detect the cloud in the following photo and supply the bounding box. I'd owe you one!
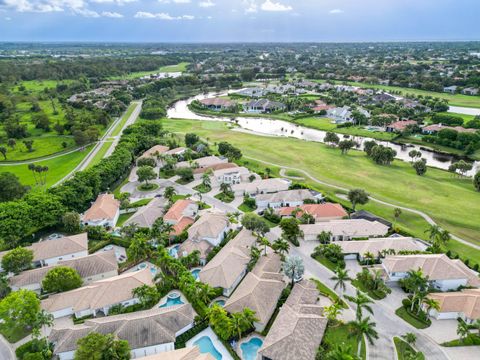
[0,0,102,17]
[329,8,344,14]
[101,11,123,17]
[243,0,257,13]
[199,0,214,8]
[90,0,137,4]
[134,11,194,20]
[157,0,191,3]
[260,0,292,12]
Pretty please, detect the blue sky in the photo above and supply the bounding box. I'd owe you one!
[0,0,479,42]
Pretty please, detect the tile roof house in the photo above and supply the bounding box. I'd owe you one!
[124,197,167,229]
[163,199,199,236]
[177,156,228,169]
[178,213,230,264]
[199,97,236,111]
[42,268,154,319]
[425,289,480,324]
[255,189,321,210]
[0,233,89,271]
[49,304,195,360]
[300,219,389,241]
[224,253,285,331]
[422,124,477,135]
[141,347,214,360]
[137,145,170,166]
[9,250,118,292]
[231,178,290,197]
[82,194,120,228]
[326,106,353,124]
[199,228,257,296]
[212,166,252,186]
[385,120,417,133]
[277,203,348,222]
[339,237,426,261]
[382,254,480,291]
[243,99,286,113]
[258,280,330,360]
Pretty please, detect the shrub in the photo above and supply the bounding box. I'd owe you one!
[402,298,412,308]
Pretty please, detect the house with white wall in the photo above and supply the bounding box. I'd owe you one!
[425,289,480,324]
[49,304,195,360]
[339,237,426,261]
[300,219,389,241]
[212,166,252,186]
[199,228,257,296]
[41,268,153,319]
[382,254,480,291]
[232,178,290,197]
[82,194,120,228]
[255,189,320,210]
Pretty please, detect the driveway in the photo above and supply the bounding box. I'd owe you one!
[290,240,450,360]
[0,336,14,360]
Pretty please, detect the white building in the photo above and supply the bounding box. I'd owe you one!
[425,289,480,324]
[231,178,290,197]
[49,304,195,360]
[338,237,426,261]
[382,254,480,291]
[82,194,120,228]
[255,189,320,209]
[300,219,389,241]
[326,106,353,124]
[212,166,252,186]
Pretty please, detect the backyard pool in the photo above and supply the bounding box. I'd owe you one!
[214,299,225,307]
[191,268,201,280]
[168,244,180,258]
[193,336,222,360]
[240,337,263,360]
[159,292,184,308]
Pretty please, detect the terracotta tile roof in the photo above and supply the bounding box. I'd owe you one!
[224,253,285,325]
[428,289,480,320]
[386,120,417,131]
[164,199,196,223]
[141,347,214,360]
[199,229,257,289]
[383,254,480,286]
[10,250,118,288]
[83,194,120,222]
[172,217,195,236]
[42,268,153,313]
[338,237,425,257]
[50,304,195,354]
[139,145,169,159]
[193,162,238,174]
[259,280,330,360]
[278,203,348,220]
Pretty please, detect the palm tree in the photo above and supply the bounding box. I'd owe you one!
[317,231,332,244]
[402,332,417,347]
[201,172,211,190]
[259,236,271,256]
[345,290,374,321]
[393,208,402,227]
[326,343,360,360]
[472,319,480,336]
[439,230,451,245]
[164,186,176,202]
[422,297,440,316]
[331,267,351,295]
[348,316,379,357]
[363,251,375,265]
[457,320,470,344]
[220,182,232,195]
[272,237,290,256]
[425,224,441,243]
[324,303,343,323]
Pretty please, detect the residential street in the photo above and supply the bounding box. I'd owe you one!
[0,336,14,360]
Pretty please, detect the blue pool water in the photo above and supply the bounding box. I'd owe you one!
[159,294,184,308]
[193,336,222,360]
[169,244,180,257]
[240,337,263,360]
[150,266,157,276]
[191,268,201,280]
[215,300,225,307]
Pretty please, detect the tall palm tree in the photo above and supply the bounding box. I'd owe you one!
[317,231,332,244]
[345,290,374,321]
[272,237,290,256]
[424,224,441,243]
[348,317,379,357]
[439,230,451,245]
[456,320,470,343]
[326,343,360,360]
[403,269,428,312]
[363,251,375,265]
[422,297,440,316]
[331,267,351,295]
[259,236,271,256]
[402,332,417,347]
[201,172,211,189]
[164,186,176,202]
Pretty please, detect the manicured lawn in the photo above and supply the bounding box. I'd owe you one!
[159,62,189,72]
[351,279,386,300]
[162,118,480,250]
[12,80,70,93]
[85,141,112,169]
[311,278,347,308]
[262,217,280,229]
[128,198,153,208]
[394,337,425,360]
[313,254,341,272]
[395,307,431,329]
[238,202,256,212]
[110,103,137,137]
[0,135,77,161]
[112,62,189,80]
[0,145,94,188]
[172,194,188,202]
[0,324,31,343]
[214,192,234,203]
[117,212,134,227]
[284,169,304,178]
[137,183,159,192]
[193,184,211,193]
[436,112,475,124]
[315,79,480,108]
[442,334,480,347]
[321,322,366,359]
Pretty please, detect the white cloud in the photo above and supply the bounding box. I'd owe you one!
[134,11,194,20]
[157,0,191,3]
[90,0,137,4]
[243,0,257,13]
[329,8,344,14]
[260,0,292,12]
[199,0,214,8]
[101,11,123,17]
[0,0,104,17]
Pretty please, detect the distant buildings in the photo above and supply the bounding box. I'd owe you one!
[385,120,417,133]
[443,85,458,94]
[244,99,286,113]
[199,97,237,111]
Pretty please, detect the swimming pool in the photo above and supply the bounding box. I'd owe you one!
[191,268,201,280]
[159,293,184,308]
[168,244,180,258]
[137,263,147,270]
[214,299,225,307]
[193,336,222,360]
[240,337,263,360]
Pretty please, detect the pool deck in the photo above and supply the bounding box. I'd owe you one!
[94,244,126,263]
[209,296,228,307]
[236,333,265,360]
[186,327,234,360]
[156,290,188,307]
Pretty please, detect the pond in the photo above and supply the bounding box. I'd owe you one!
[168,92,479,176]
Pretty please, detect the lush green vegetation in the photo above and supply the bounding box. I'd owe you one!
[321,322,367,360]
[394,337,425,360]
[85,141,112,170]
[162,118,480,251]
[110,103,137,137]
[395,306,431,329]
[112,62,189,80]
[442,334,480,347]
[311,278,347,308]
[0,323,31,343]
[117,212,134,227]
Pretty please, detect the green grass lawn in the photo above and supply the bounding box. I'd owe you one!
[315,79,480,108]
[441,334,480,347]
[395,307,431,329]
[117,212,134,227]
[238,202,256,212]
[172,194,188,202]
[11,80,71,93]
[394,337,425,360]
[321,322,366,359]
[159,62,189,73]
[0,135,77,161]
[162,118,480,251]
[128,198,152,208]
[351,279,386,300]
[137,183,159,192]
[311,278,347,308]
[284,169,304,178]
[193,184,211,193]
[313,254,341,272]
[85,141,112,170]
[0,323,31,343]
[110,103,137,137]
[111,62,189,80]
[0,145,94,188]
[214,192,234,203]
